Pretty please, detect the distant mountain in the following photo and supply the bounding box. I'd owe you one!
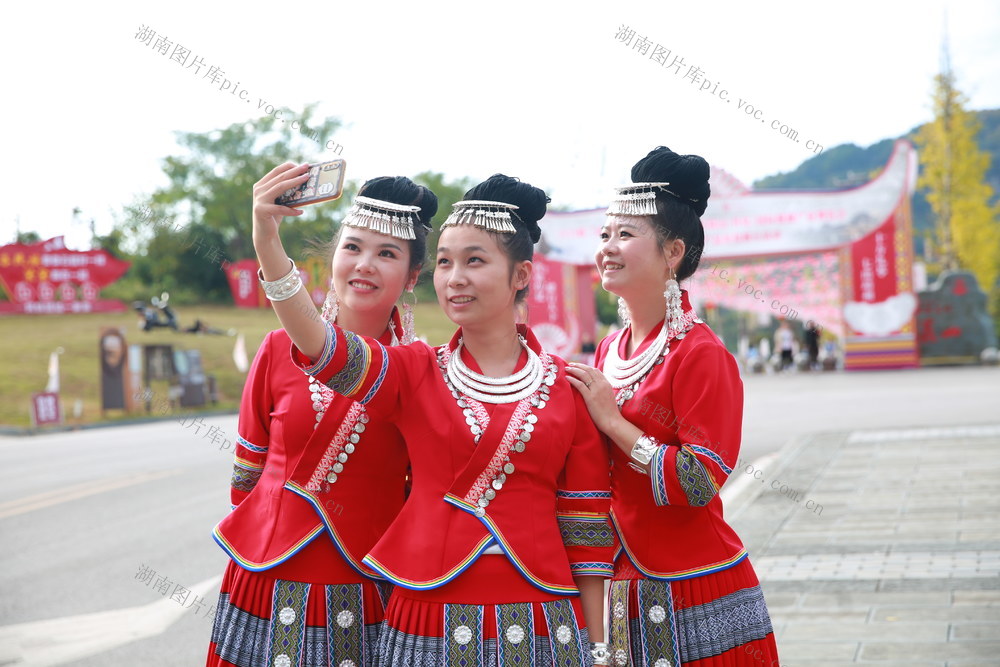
[751,109,1000,258]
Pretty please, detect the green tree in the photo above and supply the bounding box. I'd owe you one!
[109,104,351,303]
[915,59,1000,301]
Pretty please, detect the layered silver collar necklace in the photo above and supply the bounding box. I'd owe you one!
[446,335,546,404]
[603,309,701,405]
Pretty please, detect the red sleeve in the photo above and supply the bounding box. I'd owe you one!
[647,341,742,508]
[289,320,427,419]
[230,332,273,508]
[555,381,615,578]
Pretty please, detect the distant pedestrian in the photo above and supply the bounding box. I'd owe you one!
[775,320,794,371]
[804,322,821,370]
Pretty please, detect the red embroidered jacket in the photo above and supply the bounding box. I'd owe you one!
[291,324,614,596]
[212,326,408,581]
[595,290,748,580]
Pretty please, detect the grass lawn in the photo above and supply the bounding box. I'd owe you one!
[0,302,454,430]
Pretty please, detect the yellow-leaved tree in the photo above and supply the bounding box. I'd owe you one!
[915,61,1000,311]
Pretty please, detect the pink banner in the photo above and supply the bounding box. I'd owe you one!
[526,255,596,358]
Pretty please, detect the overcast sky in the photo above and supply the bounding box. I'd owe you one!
[3,0,999,251]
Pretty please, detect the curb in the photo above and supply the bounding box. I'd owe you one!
[721,431,817,523]
[0,409,239,438]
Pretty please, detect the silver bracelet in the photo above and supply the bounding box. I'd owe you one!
[591,642,611,665]
[257,258,303,302]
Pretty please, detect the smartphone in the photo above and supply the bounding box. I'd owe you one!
[275,159,347,207]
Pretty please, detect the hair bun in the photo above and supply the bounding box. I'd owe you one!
[463,173,549,243]
[358,176,439,227]
[630,146,711,217]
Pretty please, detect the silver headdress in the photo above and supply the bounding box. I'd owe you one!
[341,196,424,241]
[606,182,700,217]
[441,200,520,235]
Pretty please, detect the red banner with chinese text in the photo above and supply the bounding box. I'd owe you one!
[0,237,131,314]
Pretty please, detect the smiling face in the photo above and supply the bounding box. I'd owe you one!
[596,216,682,300]
[433,225,531,330]
[331,226,417,319]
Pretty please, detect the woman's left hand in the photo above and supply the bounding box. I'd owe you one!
[566,363,621,434]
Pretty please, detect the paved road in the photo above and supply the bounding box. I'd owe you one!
[0,364,995,665]
[729,424,1000,664]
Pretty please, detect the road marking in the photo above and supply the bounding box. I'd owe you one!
[0,574,221,666]
[0,469,184,519]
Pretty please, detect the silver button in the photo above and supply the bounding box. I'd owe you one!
[648,605,666,624]
[344,443,355,454]
[278,607,296,625]
[503,463,515,474]
[484,489,496,500]
[492,479,503,490]
[613,601,625,619]
[654,660,671,667]
[506,624,525,644]
[555,625,572,644]
[349,433,360,444]
[332,462,344,473]
[513,442,526,453]
[326,472,338,483]
[336,610,354,628]
[453,625,473,644]
[354,423,365,433]
[274,654,292,667]
[337,453,348,463]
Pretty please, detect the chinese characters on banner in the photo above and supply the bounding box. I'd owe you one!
[525,255,597,360]
[31,392,62,426]
[0,237,131,314]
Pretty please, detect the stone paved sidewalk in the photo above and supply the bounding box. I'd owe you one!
[727,424,1000,666]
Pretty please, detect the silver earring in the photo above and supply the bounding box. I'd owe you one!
[617,297,631,328]
[400,288,417,344]
[321,285,339,323]
[664,273,683,334]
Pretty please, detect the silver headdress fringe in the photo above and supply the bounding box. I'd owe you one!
[607,182,699,216]
[341,196,423,241]
[441,200,519,235]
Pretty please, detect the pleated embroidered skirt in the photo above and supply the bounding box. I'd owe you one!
[206,543,392,667]
[608,555,779,667]
[376,555,593,667]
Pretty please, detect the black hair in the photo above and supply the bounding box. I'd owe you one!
[460,174,549,302]
[630,146,711,281]
[353,176,438,272]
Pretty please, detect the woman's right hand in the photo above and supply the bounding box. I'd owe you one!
[251,162,311,242]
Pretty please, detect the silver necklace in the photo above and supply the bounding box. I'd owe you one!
[446,335,545,404]
[438,342,557,517]
[602,311,701,405]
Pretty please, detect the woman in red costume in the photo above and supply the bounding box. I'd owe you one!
[567,147,780,667]
[206,164,438,667]
[255,172,614,666]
